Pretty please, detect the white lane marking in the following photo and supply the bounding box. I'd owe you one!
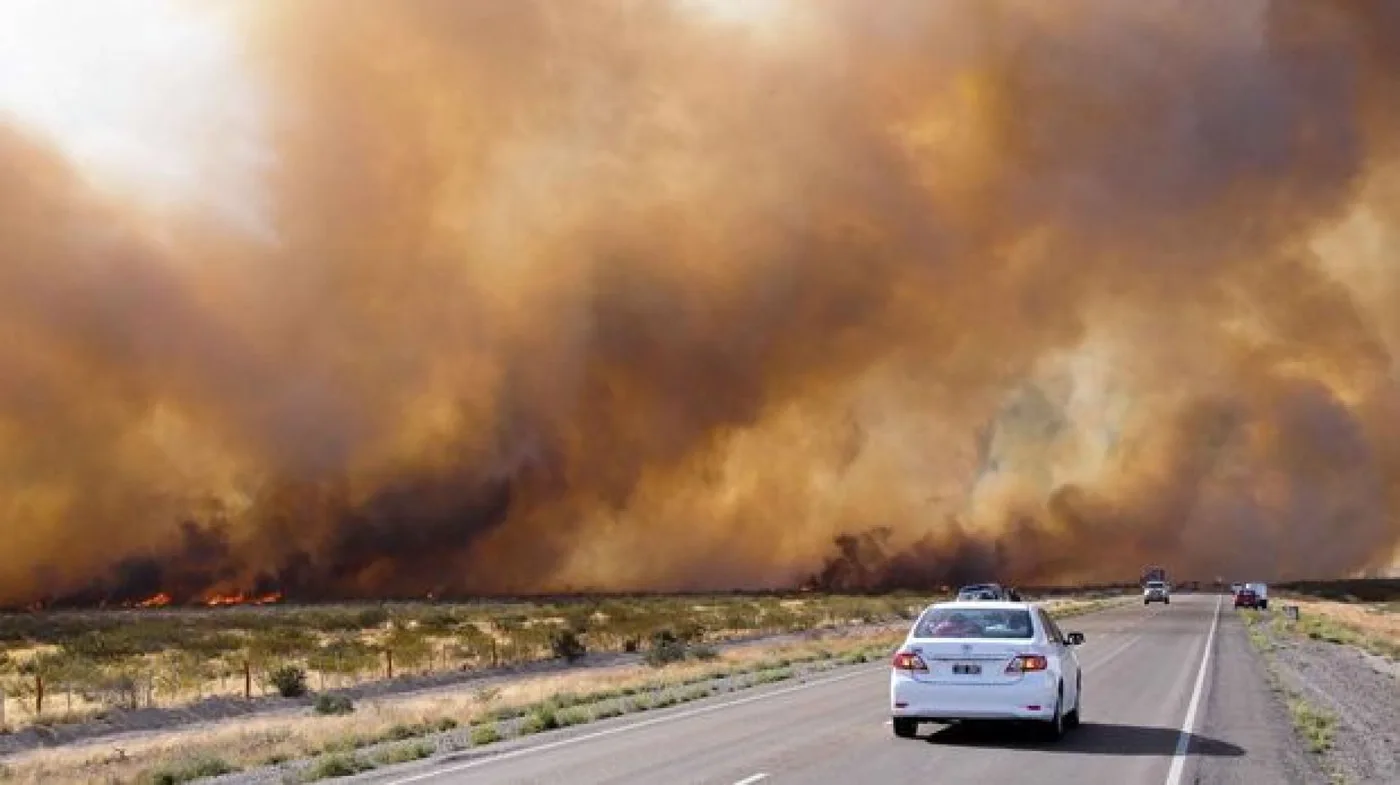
[1164,594,1222,785]
[733,774,769,785]
[381,665,882,784]
[1081,631,1145,675]
[1078,599,1191,676]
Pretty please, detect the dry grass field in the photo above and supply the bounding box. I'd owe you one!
[0,593,932,731]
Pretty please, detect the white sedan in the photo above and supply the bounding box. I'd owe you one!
[890,600,1085,740]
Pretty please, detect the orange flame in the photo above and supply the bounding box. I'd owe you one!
[203,591,284,607]
[137,592,173,608]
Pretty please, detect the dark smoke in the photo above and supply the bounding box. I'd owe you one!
[4,0,1400,606]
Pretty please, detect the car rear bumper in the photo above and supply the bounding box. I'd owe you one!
[890,674,1059,722]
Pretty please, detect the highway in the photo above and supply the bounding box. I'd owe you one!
[362,594,1320,785]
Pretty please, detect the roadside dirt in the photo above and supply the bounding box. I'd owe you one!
[1245,607,1400,785]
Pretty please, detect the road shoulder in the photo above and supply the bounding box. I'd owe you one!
[1191,607,1325,785]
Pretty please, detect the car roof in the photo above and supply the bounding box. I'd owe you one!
[923,600,1035,612]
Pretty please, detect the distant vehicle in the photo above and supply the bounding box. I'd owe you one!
[1246,582,1268,609]
[890,600,1085,741]
[1230,582,1244,595]
[1141,565,1167,586]
[1234,583,1268,609]
[956,583,1008,601]
[1143,580,1170,605]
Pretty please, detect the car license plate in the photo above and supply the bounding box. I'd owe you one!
[952,662,981,675]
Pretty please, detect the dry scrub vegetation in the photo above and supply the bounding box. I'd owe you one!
[0,593,930,730]
[1281,599,1400,661]
[0,594,1117,784]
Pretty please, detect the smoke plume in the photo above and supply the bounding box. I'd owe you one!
[3,0,1400,605]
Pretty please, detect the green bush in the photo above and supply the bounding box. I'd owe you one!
[302,753,372,781]
[556,707,591,727]
[269,665,309,698]
[470,723,502,745]
[137,756,235,785]
[374,742,434,765]
[642,630,687,668]
[550,628,587,662]
[519,705,559,735]
[313,694,355,715]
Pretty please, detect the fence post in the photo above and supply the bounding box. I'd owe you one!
[1,686,7,729]
[386,650,394,680]
[244,660,252,699]
[35,674,43,716]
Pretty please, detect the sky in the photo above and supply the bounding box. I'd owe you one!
[0,0,268,230]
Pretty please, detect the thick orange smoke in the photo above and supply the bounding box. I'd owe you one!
[3,0,1400,605]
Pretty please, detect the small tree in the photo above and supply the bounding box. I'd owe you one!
[154,650,211,703]
[248,629,316,667]
[382,623,432,674]
[642,630,687,668]
[308,636,377,689]
[454,625,496,668]
[549,628,586,663]
[268,665,308,698]
[91,659,144,711]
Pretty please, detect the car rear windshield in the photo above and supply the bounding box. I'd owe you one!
[913,608,1034,639]
[1146,582,1166,589]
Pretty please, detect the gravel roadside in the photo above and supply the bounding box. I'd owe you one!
[1243,607,1400,785]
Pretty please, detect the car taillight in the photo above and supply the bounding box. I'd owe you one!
[1005,654,1048,673]
[892,651,929,672]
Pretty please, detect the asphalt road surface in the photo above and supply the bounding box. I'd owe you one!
[361,593,1320,785]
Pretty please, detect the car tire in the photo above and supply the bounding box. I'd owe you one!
[1143,599,1149,605]
[1259,600,1268,610]
[1065,678,1082,729]
[1040,688,1065,742]
[892,718,918,739]
[1164,597,1170,605]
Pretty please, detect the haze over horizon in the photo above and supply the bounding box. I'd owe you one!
[2,0,1399,606]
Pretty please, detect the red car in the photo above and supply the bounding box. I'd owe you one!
[1234,588,1260,608]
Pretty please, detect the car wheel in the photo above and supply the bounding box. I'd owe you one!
[1066,677,1082,729]
[1164,597,1170,605]
[892,718,918,739]
[1040,688,1065,742]
[1259,600,1268,610]
[1143,598,1149,605]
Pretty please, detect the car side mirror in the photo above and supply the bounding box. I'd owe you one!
[1066,632,1085,646]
